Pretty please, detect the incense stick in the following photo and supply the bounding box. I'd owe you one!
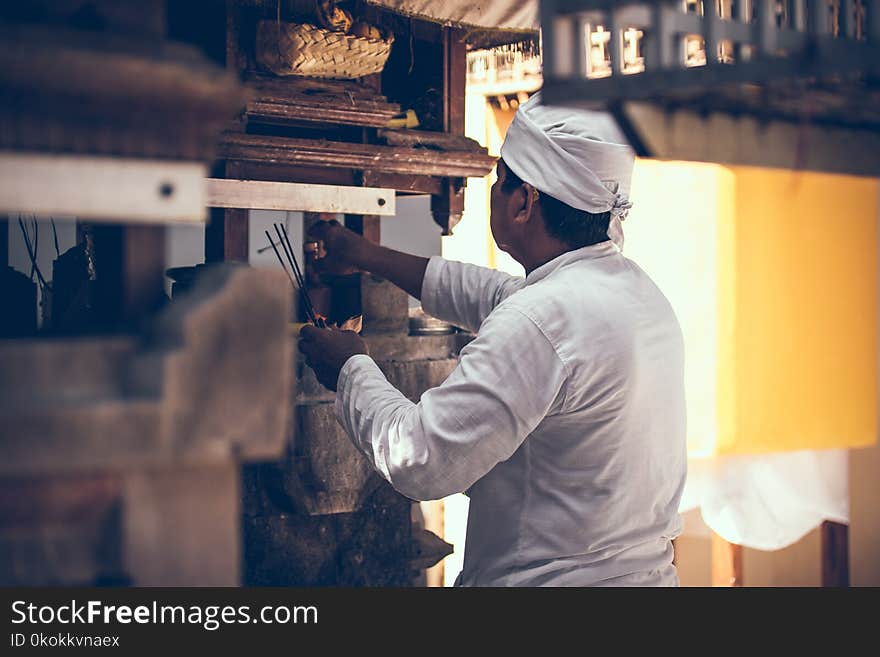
[266,229,319,325]
[264,230,299,292]
[273,223,323,327]
[273,224,299,285]
[270,224,324,328]
[278,223,323,327]
[18,217,49,289]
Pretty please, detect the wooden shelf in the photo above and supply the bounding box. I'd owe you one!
[219,132,497,180]
[245,74,401,128]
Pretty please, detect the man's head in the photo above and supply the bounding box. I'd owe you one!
[492,93,635,270]
[489,157,612,265]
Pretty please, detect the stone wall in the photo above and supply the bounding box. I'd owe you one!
[243,275,456,586]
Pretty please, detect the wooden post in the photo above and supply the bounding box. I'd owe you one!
[711,532,743,586]
[205,1,249,264]
[821,521,850,587]
[432,27,468,235]
[1,216,7,268]
[345,215,381,245]
[442,27,467,136]
[226,0,247,73]
[206,207,249,263]
[206,161,249,263]
[90,224,167,325]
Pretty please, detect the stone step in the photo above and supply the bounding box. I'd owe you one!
[376,358,459,403]
[360,274,409,335]
[365,333,458,362]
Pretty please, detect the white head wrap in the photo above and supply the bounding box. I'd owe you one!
[499,92,635,250]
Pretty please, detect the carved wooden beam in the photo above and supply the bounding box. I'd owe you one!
[220,133,496,179]
[360,171,442,195]
[377,129,489,153]
[246,74,400,128]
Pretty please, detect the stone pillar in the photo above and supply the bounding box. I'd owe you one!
[243,275,456,585]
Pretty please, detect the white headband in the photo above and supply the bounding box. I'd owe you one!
[500,92,635,249]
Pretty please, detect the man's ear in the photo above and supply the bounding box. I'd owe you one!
[513,183,538,225]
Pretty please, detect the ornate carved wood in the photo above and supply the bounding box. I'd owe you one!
[219,133,496,179]
[245,74,401,128]
[377,128,488,153]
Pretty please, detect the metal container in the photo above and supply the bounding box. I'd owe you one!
[408,308,456,336]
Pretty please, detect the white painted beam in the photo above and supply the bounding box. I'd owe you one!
[206,178,396,216]
[0,152,207,223]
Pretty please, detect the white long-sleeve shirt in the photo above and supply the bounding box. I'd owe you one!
[335,242,687,586]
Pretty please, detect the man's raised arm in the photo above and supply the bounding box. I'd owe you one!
[306,219,429,299]
[307,220,524,332]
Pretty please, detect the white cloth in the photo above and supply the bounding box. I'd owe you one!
[500,92,636,250]
[335,245,688,586]
[680,450,849,550]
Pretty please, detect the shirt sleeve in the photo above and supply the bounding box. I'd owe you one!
[420,256,526,332]
[334,306,568,501]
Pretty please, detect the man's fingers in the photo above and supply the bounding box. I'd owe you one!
[298,324,338,365]
[298,326,320,358]
[306,218,339,241]
[300,324,317,339]
[303,239,323,259]
[300,324,326,343]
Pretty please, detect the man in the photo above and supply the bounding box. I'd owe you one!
[299,93,687,586]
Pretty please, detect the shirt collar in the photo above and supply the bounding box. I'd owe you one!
[524,240,620,286]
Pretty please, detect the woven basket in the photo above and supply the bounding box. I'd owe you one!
[256,20,393,80]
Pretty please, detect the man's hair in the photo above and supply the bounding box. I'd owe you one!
[501,158,611,249]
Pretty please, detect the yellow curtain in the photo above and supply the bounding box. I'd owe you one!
[626,161,878,456]
[719,167,878,454]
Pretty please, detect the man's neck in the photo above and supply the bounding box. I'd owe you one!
[521,241,571,276]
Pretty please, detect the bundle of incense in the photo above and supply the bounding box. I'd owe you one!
[265,225,325,328]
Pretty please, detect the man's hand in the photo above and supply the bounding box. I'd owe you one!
[298,324,368,391]
[304,219,366,276]
[305,218,431,302]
